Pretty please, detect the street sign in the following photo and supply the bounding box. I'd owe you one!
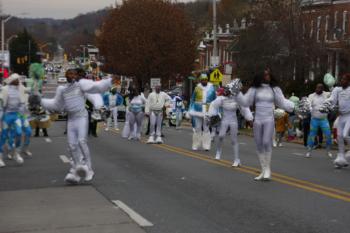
[210,68,223,85]
[0,50,10,68]
[150,78,161,88]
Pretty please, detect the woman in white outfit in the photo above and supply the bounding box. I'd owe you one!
[237,69,294,181]
[209,85,253,167]
[127,87,147,140]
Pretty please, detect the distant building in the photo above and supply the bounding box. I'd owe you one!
[301,0,350,79]
[197,19,249,74]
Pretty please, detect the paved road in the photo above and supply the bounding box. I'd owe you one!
[1,76,350,233]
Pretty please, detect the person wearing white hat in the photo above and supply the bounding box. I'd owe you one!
[188,73,216,151]
[41,69,114,184]
[0,74,27,167]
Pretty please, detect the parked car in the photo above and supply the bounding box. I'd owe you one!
[57,76,67,84]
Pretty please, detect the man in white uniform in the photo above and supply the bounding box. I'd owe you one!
[41,69,114,184]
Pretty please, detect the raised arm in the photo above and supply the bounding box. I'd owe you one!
[79,78,112,94]
[274,87,295,112]
[85,93,104,109]
[41,86,64,112]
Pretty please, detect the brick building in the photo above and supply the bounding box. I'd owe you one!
[302,0,350,80]
[197,18,249,74]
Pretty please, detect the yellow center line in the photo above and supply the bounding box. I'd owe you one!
[107,128,350,202]
[158,143,350,198]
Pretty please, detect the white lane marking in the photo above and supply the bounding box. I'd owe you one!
[59,155,70,164]
[112,200,154,227]
[45,138,52,143]
[239,142,247,145]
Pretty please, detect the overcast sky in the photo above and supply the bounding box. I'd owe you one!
[2,0,195,19]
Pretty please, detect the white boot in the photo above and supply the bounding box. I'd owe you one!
[64,172,80,185]
[0,153,6,168]
[263,152,272,181]
[254,152,265,181]
[147,136,155,144]
[202,132,212,151]
[155,136,163,144]
[232,144,241,167]
[334,153,349,168]
[192,132,201,151]
[215,149,221,160]
[85,169,95,182]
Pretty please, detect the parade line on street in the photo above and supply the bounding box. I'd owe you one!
[108,128,350,203]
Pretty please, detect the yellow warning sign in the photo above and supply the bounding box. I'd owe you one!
[210,69,223,85]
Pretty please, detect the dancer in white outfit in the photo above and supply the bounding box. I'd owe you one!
[127,87,147,141]
[237,69,294,181]
[209,85,253,167]
[322,74,350,168]
[41,69,113,184]
[146,85,171,144]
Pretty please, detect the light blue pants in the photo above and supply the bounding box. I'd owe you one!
[307,118,332,150]
[1,112,22,153]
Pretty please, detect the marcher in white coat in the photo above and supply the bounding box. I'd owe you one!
[237,69,294,181]
[146,85,171,144]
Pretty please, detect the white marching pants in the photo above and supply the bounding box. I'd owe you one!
[216,121,239,161]
[128,111,144,138]
[150,111,163,137]
[67,116,92,171]
[253,118,275,154]
[107,107,118,129]
[337,114,350,154]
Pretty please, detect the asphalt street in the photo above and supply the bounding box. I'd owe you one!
[1,76,350,233]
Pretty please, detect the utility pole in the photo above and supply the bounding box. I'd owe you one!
[211,0,219,67]
[28,40,31,65]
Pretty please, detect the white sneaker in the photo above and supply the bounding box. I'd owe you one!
[0,157,6,168]
[85,170,95,182]
[114,128,120,131]
[334,153,349,168]
[147,136,155,144]
[104,128,109,132]
[305,151,311,158]
[232,159,241,167]
[278,143,283,147]
[14,152,24,165]
[64,172,80,185]
[273,141,277,148]
[7,153,12,160]
[75,165,89,179]
[155,136,163,144]
[327,152,333,158]
[22,149,33,157]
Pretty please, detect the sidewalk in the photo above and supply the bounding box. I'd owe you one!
[0,186,146,233]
